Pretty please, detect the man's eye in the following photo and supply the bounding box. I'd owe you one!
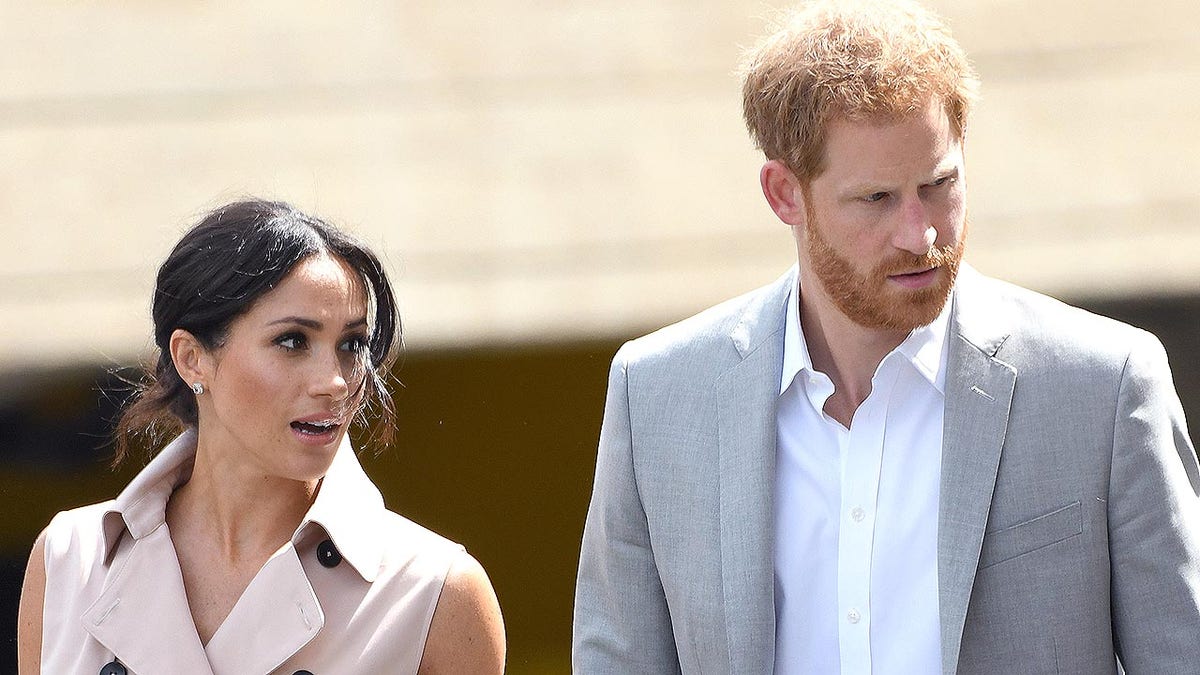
[931,175,955,187]
[864,192,888,203]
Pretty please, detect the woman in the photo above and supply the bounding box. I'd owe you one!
[17,200,505,674]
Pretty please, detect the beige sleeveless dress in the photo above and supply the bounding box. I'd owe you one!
[39,430,464,675]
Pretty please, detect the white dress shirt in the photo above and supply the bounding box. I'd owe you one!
[773,276,952,675]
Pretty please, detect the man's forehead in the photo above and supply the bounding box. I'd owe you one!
[818,104,961,180]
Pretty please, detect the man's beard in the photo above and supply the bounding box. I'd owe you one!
[804,214,965,332]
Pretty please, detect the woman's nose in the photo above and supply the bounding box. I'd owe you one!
[310,351,351,400]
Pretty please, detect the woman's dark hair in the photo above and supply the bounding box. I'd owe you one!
[112,198,400,464]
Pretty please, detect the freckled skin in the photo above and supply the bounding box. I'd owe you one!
[195,252,370,485]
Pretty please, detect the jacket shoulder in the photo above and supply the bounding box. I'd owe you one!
[960,271,1163,368]
[616,272,791,370]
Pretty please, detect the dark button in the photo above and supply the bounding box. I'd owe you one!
[317,539,342,568]
[100,661,127,675]
[293,671,315,675]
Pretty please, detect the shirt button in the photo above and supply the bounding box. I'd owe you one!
[293,671,315,675]
[317,539,342,568]
[847,608,861,624]
[100,661,128,675]
[850,507,866,523]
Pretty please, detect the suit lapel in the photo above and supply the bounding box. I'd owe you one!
[83,524,215,675]
[716,269,791,674]
[938,268,1017,675]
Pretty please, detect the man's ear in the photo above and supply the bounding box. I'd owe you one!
[169,329,211,389]
[759,159,808,228]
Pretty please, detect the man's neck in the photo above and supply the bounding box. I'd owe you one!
[799,289,908,428]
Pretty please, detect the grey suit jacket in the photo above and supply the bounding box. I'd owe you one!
[573,266,1200,674]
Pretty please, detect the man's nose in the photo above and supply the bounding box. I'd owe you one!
[893,197,936,255]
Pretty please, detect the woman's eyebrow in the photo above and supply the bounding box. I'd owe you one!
[267,316,369,329]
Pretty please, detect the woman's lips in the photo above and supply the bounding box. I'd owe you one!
[290,419,341,444]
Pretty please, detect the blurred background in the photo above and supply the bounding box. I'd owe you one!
[1,0,1197,671]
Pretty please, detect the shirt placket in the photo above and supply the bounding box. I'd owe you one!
[836,358,901,675]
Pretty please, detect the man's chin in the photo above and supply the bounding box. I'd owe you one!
[843,285,952,332]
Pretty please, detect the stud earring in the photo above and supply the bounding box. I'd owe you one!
[191,382,205,395]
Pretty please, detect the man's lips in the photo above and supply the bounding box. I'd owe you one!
[887,266,939,289]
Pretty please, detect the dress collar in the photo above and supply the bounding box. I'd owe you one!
[101,429,387,582]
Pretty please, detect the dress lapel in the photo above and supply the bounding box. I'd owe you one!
[716,269,791,674]
[937,267,1017,675]
[83,524,215,675]
[205,542,324,675]
[84,434,382,675]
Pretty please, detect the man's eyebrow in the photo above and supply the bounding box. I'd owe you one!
[840,166,959,196]
[838,181,892,199]
[266,316,369,330]
[844,181,888,193]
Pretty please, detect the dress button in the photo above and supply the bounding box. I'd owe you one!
[317,539,342,568]
[100,661,127,675]
[847,608,861,624]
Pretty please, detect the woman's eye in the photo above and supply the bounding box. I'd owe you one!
[340,335,369,353]
[276,334,307,350]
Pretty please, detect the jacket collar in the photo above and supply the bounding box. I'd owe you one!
[730,266,795,359]
[948,264,1013,358]
[101,428,387,582]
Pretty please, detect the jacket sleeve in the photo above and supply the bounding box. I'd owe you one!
[573,347,682,674]
[1108,331,1200,670]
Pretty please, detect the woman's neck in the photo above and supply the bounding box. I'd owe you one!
[166,441,319,563]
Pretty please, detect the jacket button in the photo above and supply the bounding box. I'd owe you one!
[317,539,342,568]
[293,671,315,675]
[100,661,127,675]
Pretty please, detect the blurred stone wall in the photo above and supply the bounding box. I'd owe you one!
[1,0,1196,375]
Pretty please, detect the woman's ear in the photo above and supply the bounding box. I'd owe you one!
[169,329,211,390]
[759,159,809,228]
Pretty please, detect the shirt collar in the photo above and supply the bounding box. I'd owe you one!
[780,268,954,395]
[780,267,813,396]
[897,288,953,393]
[103,429,387,582]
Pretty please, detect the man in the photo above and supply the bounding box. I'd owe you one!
[572,1,1200,673]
